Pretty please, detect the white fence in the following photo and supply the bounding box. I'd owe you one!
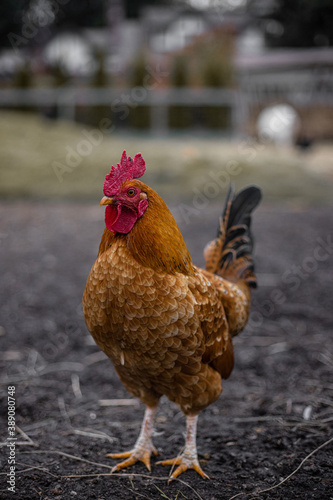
[0,76,332,134]
[0,87,242,134]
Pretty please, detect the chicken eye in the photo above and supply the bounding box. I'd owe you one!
[127,188,136,197]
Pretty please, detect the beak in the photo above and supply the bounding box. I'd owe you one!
[100,196,116,206]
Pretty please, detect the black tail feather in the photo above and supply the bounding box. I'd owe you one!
[204,184,262,287]
[223,184,262,230]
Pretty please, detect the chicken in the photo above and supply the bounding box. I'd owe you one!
[83,150,261,480]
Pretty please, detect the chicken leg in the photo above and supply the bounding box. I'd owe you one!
[157,414,209,480]
[107,405,158,472]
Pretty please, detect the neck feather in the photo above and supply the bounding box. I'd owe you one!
[98,186,194,276]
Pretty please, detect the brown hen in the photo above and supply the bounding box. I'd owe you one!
[83,150,261,480]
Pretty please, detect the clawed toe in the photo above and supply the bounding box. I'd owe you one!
[156,415,209,480]
[107,445,158,473]
[105,411,209,480]
[157,455,209,481]
[107,406,158,473]
[108,453,139,473]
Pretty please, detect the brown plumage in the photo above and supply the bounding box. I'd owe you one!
[83,151,261,480]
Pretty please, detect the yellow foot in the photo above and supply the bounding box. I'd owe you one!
[107,406,158,473]
[157,414,209,481]
[106,443,158,473]
[157,455,209,481]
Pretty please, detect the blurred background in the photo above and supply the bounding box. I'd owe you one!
[1,6,333,497]
[0,0,333,203]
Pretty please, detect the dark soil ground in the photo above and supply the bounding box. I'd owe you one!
[0,200,332,500]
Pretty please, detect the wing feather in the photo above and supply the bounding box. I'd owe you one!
[190,267,250,379]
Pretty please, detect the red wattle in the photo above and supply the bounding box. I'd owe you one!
[105,204,138,234]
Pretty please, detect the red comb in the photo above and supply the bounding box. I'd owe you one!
[103,150,146,196]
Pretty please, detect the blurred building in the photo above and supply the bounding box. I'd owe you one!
[236,47,333,140]
[0,1,332,139]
